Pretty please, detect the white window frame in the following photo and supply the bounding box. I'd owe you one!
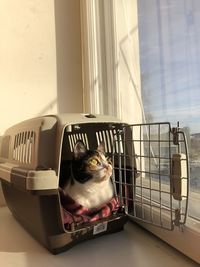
[80,0,200,264]
[80,0,120,117]
[80,0,143,124]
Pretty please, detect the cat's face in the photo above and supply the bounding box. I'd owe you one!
[71,141,112,184]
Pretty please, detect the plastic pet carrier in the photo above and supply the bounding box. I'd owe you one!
[0,113,189,254]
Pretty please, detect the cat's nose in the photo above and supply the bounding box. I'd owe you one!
[103,163,110,170]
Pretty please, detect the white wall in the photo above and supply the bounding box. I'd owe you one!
[0,0,57,135]
[0,0,83,206]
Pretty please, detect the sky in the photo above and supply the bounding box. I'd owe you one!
[138,0,200,133]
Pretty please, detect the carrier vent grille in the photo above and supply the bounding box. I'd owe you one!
[68,133,89,152]
[13,131,35,164]
[96,130,123,153]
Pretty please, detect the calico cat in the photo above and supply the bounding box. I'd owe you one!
[63,140,114,209]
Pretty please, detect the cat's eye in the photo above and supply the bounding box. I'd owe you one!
[89,159,99,165]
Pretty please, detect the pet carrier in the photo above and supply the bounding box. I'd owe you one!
[0,113,189,254]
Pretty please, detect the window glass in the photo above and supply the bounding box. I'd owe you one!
[137,0,200,219]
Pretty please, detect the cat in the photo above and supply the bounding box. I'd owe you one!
[63,140,114,209]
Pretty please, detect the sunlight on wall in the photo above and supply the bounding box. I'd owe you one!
[0,0,57,206]
[0,0,83,206]
[0,0,57,135]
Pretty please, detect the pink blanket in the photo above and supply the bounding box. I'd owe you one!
[59,189,119,230]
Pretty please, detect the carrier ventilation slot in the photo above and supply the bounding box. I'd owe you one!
[68,133,89,152]
[13,131,35,164]
[96,130,123,153]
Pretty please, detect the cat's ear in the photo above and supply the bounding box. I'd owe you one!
[74,140,87,159]
[97,142,105,154]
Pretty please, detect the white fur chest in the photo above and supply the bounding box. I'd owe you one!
[65,179,114,209]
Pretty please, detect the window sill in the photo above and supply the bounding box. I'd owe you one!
[0,206,198,267]
[132,216,200,264]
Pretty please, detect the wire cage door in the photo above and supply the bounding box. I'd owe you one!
[112,122,189,230]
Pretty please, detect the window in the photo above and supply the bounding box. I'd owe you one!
[137,0,200,221]
[80,0,200,263]
[137,2,200,263]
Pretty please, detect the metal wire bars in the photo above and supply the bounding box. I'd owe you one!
[112,122,189,230]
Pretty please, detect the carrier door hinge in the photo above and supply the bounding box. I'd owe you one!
[173,208,184,231]
[174,208,181,227]
[172,126,179,145]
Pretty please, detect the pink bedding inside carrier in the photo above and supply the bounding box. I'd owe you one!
[59,188,119,230]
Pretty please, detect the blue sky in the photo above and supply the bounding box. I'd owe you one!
[138,0,200,133]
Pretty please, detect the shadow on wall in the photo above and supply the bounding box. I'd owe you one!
[37,99,57,117]
[54,0,83,114]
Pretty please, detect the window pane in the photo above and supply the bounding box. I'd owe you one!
[137,0,200,219]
